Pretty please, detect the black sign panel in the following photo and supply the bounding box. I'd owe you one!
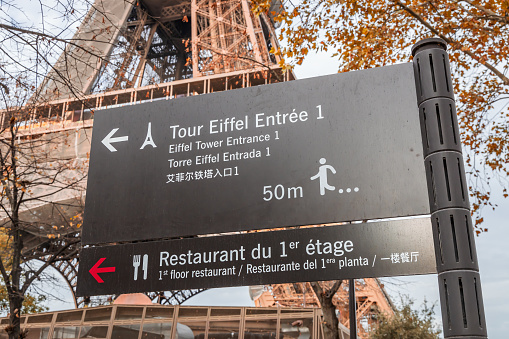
[83,63,429,245]
[77,218,436,296]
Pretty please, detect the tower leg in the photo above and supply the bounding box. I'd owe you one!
[191,0,200,78]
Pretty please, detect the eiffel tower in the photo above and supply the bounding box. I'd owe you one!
[10,0,393,328]
[14,0,291,308]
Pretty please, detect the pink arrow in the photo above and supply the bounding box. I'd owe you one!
[89,258,116,283]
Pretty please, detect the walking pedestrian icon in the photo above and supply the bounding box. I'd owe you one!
[311,158,360,196]
[310,158,336,195]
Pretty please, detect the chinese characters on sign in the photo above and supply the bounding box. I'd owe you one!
[166,167,239,183]
[381,252,420,264]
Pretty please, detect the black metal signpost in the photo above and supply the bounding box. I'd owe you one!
[349,279,357,339]
[412,39,487,338]
[77,38,487,339]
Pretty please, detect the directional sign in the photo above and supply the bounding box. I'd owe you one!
[83,63,430,245]
[77,218,436,296]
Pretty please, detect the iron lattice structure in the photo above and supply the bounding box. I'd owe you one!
[36,0,283,101]
[253,280,394,338]
[90,0,280,91]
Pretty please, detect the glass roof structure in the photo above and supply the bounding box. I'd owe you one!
[0,305,350,339]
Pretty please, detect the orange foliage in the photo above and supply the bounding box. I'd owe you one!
[252,0,509,234]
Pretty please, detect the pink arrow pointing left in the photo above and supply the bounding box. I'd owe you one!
[89,258,116,283]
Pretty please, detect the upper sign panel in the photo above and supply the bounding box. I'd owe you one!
[83,63,429,245]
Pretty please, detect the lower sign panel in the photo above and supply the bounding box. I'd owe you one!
[77,218,436,296]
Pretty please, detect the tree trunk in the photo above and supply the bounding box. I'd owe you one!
[7,293,23,339]
[321,295,340,338]
[311,280,342,339]
[7,230,25,339]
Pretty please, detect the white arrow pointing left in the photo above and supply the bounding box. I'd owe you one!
[102,128,129,152]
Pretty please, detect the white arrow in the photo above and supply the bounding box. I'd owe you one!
[102,128,128,152]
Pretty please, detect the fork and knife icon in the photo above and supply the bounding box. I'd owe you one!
[133,254,148,280]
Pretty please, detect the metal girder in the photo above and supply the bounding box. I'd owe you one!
[161,3,191,21]
[147,290,207,305]
[111,6,149,89]
[34,0,134,101]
